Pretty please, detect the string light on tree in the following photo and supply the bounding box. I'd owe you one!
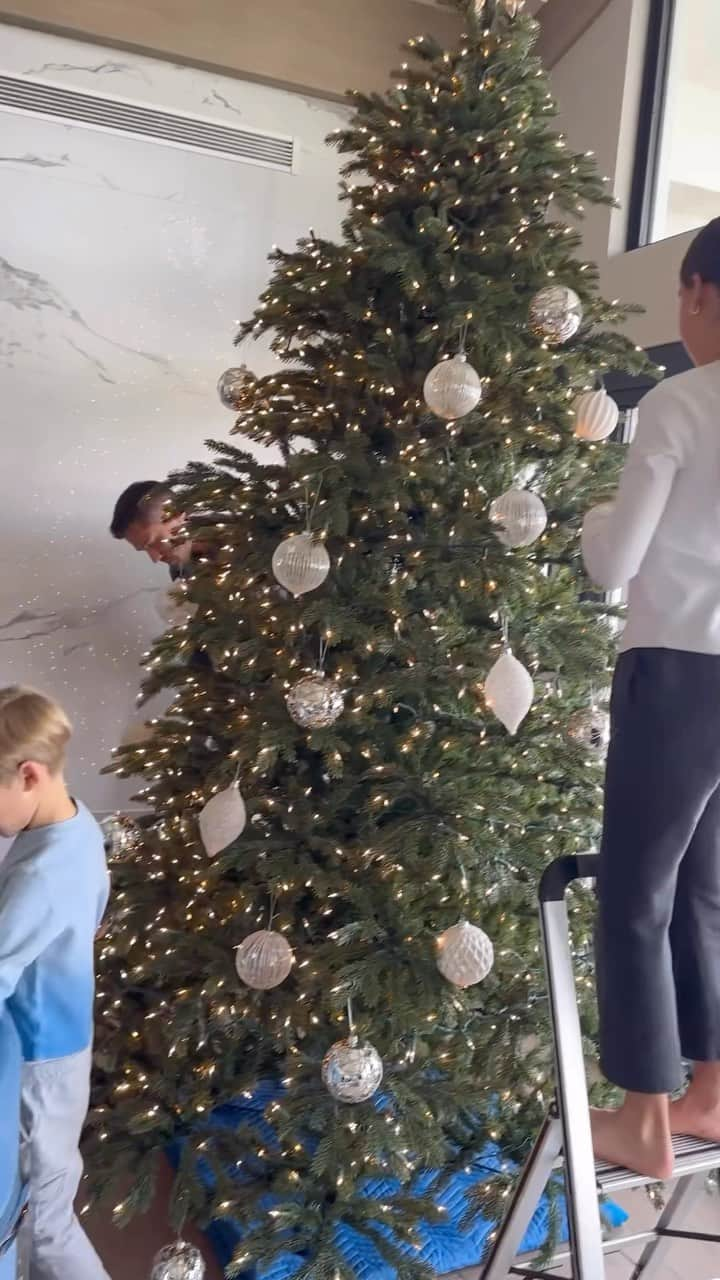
[423,354,483,421]
[436,920,494,988]
[198,775,247,856]
[489,488,547,548]
[529,285,583,346]
[574,388,620,442]
[236,930,294,990]
[150,1241,205,1280]
[272,532,330,596]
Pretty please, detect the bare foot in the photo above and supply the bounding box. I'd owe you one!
[590,1107,674,1180]
[671,1092,720,1142]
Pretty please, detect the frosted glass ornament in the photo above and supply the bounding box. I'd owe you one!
[198,781,246,857]
[272,532,330,596]
[567,706,610,754]
[150,1241,205,1280]
[489,488,547,548]
[423,354,483,421]
[436,920,494,988]
[217,365,254,410]
[574,389,620,442]
[485,649,534,734]
[322,1035,383,1103]
[235,930,294,990]
[529,285,583,346]
[286,673,344,729]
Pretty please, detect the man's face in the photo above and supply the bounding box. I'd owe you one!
[124,513,192,567]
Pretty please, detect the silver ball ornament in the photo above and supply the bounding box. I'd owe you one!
[322,1034,384,1103]
[272,532,330,596]
[574,389,620,442]
[100,813,140,863]
[489,487,547,548]
[150,1241,205,1280]
[235,929,294,990]
[567,706,610,754]
[529,285,583,346]
[286,672,344,729]
[436,920,494,988]
[217,365,254,410]
[423,354,483,421]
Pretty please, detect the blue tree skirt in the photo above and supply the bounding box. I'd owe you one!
[170,1084,627,1279]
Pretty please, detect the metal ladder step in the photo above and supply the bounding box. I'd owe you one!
[595,1133,720,1193]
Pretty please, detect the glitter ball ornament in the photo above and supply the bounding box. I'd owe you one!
[567,706,610,754]
[199,781,246,857]
[529,285,583,346]
[235,929,294,990]
[423,354,483,421]
[485,649,534,734]
[574,389,620,442]
[100,814,140,863]
[322,1035,384,1103]
[489,488,547,548]
[272,531,330,596]
[286,672,344,729]
[436,920,495,988]
[217,365,254,410]
[150,1241,205,1280]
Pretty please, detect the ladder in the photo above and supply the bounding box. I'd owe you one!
[480,853,720,1280]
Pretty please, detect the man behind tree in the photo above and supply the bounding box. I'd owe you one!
[110,481,196,580]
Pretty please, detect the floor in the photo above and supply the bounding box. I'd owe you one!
[84,1163,720,1279]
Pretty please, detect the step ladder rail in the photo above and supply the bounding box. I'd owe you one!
[538,854,605,1279]
[479,1112,564,1280]
[629,1171,712,1280]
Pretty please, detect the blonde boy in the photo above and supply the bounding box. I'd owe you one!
[0,687,110,1280]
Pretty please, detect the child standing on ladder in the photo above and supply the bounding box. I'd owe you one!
[583,216,720,1180]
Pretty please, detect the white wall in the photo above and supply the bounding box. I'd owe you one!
[548,0,702,349]
[0,25,348,810]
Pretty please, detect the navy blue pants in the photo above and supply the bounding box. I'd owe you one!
[597,648,720,1094]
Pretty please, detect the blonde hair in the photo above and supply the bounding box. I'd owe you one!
[0,687,71,783]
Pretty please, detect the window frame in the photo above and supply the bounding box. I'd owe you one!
[626,0,678,250]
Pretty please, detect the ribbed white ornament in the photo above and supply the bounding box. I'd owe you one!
[436,920,494,988]
[235,930,294,990]
[529,285,583,346]
[198,781,247,857]
[150,1241,205,1280]
[485,649,534,734]
[272,532,330,596]
[573,389,620,442]
[489,488,547,548]
[423,354,483,421]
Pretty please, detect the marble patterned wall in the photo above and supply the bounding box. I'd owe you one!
[0,24,349,811]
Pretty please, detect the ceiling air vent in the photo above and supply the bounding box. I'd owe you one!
[0,73,295,172]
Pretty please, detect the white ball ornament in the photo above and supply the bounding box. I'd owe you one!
[286,672,344,729]
[322,1035,384,1103]
[485,649,534,735]
[272,531,330,596]
[573,389,620,442]
[150,1241,205,1280]
[423,354,483,421]
[567,706,610,754]
[529,285,583,346]
[235,930,294,990]
[489,488,548,548]
[198,781,247,857]
[436,920,494,988]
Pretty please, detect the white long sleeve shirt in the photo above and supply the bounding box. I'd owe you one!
[582,361,720,655]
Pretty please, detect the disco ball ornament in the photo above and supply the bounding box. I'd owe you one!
[485,649,534,735]
[322,1035,384,1103]
[436,920,495,988]
[286,672,344,729]
[235,929,294,990]
[567,706,610,754]
[574,388,620,442]
[489,487,548,548]
[198,780,247,857]
[423,354,483,421]
[150,1241,205,1280]
[529,285,583,346]
[217,365,254,410]
[272,531,330,596]
[100,813,140,863]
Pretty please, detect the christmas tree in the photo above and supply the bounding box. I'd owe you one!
[88,1,652,1275]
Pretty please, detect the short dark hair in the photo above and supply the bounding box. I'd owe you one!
[110,481,171,539]
[681,218,720,289]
